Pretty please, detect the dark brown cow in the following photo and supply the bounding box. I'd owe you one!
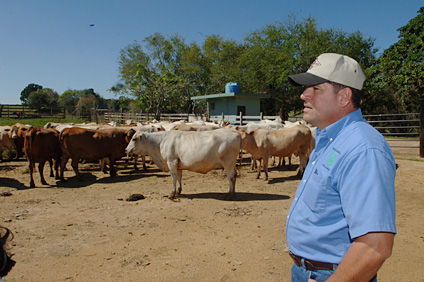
[24,128,61,188]
[10,123,33,159]
[59,127,135,180]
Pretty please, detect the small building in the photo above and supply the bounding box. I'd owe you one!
[191,83,270,123]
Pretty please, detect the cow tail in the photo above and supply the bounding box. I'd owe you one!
[237,134,243,177]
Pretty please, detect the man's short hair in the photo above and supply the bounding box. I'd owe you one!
[330,82,362,109]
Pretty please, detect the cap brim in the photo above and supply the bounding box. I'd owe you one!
[288,73,329,87]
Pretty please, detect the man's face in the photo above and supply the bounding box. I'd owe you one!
[300,82,342,130]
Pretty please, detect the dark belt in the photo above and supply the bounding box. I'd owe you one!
[289,251,335,271]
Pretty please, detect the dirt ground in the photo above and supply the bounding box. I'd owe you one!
[0,141,423,282]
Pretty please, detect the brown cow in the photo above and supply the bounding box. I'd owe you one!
[59,127,135,180]
[24,128,61,188]
[240,125,312,180]
[9,123,33,159]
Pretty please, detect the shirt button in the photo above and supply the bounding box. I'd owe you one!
[294,198,298,201]
[330,138,333,142]
[312,161,316,165]
[303,180,306,183]
[287,215,290,219]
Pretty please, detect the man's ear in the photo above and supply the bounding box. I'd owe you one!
[338,87,353,108]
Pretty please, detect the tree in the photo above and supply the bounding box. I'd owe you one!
[241,16,377,114]
[200,35,245,95]
[27,88,59,112]
[20,83,43,105]
[365,6,424,114]
[59,89,81,113]
[76,96,97,113]
[116,35,194,118]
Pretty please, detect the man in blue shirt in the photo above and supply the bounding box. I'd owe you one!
[286,53,396,282]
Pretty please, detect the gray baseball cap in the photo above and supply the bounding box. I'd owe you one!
[288,53,365,90]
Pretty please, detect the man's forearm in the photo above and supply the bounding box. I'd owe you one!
[325,232,394,282]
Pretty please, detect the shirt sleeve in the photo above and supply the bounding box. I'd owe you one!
[337,147,397,240]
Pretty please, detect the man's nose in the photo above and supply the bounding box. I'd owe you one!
[300,87,311,101]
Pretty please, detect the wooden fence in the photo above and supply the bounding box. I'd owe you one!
[0,104,65,119]
[103,112,206,124]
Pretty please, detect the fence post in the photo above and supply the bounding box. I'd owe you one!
[420,100,424,158]
[239,112,243,125]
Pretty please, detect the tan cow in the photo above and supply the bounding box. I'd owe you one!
[125,128,242,200]
[240,125,312,180]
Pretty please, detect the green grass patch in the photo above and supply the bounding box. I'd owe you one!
[396,157,424,162]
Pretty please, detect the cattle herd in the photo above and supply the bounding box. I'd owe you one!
[0,118,316,199]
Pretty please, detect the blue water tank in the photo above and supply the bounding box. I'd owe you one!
[225,82,240,93]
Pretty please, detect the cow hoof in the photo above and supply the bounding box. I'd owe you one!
[41,181,48,185]
[167,195,181,202]
[30,184,35,188]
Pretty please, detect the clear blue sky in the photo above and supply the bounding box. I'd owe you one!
[1,0,422,105]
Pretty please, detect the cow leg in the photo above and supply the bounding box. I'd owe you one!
[297,154,307,178]
[225,167,237,200]
[39,160,48,185]
[176,169,183,195]
[169,172,178,199]
[54,157,60,180]
[142,155,147,171]
[29,159,35,188]
[168,160,182,200]
[71,159,82,180]
[132,155,138,170]
[256,159,262,179]
[60,154,69,181]
[109,160,117,177]
[250,158,257,171]
[48,159,54,177]
[262,157,269,181]
[100,158,109,174]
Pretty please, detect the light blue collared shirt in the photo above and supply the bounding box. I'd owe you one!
[286,109,396,264]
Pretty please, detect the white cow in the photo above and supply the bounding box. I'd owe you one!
[125,128,242,199]
[0,126,14,161]
[236,120,284,132]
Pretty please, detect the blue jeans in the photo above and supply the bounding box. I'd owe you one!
[291,263,377,282]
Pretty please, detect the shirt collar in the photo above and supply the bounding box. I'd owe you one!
[315,108,363,141]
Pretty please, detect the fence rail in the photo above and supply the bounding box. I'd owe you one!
[0,104,65,119]
[103,112,205,124]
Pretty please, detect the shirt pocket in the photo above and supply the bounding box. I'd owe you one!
[302,169,330,214]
